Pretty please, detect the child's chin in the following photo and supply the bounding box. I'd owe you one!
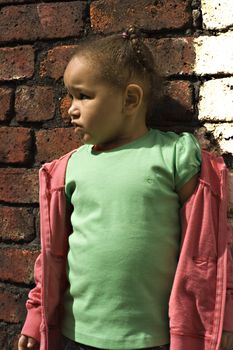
[81,133,95,145]
[75,130,92,144]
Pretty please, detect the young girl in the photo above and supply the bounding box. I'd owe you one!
[18,27,233,350]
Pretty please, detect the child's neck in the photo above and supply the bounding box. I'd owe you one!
[93,126,150,152]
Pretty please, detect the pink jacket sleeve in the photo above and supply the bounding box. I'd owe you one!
[21,253,42,342]
[223,224,233,332]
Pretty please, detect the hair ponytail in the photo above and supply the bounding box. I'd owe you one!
[122,26,153,73]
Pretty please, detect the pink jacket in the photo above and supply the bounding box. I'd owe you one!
[21,149,233,350]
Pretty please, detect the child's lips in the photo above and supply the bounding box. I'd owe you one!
[71,120,83,131]
[71,120,86,136]
[74,125,83,131]
[74,124,85,134]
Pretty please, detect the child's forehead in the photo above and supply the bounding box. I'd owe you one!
[66,55,98,75]
[64,54,143,92]
[64,56,100,87]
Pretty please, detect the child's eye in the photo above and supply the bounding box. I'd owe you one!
[67,92,90,100]
[79,93,90,100]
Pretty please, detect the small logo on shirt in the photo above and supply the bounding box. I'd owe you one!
[145,177,155,184]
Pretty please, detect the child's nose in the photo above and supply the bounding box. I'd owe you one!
[68,103,80,119]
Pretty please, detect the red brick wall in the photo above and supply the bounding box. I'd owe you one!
[0,1,232,348]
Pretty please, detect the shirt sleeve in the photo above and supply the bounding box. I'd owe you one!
[174,132,202,191]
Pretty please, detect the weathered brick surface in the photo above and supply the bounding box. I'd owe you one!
[91,0,191,32]
[0,127,32,164]
[0,168,39,203]
[0,323,21,350]
[147,37,195,76]
[0,46,34,81]
[201,0,233,30]
[0,2,85,42]
[198,78,233,122]
[0,87,13,121]
[0,246,39,284]
[1,0,38,2]
[156,81,194,124]
[60,94,72,123]
[40,45,78,80]
[15,86,55,122]
[0,284,28,323]
[165,81,193,112]
[204,123,233,155]
[197,3,233,156]
[0,0,34,2]
[0,207,35,242]
[36,128,80,164]
[194,33,233,75]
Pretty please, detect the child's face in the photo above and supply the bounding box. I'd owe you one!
[64,56,128,146]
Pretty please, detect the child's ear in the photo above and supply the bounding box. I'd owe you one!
[123,84,144,112]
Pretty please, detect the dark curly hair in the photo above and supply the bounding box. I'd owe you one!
[68,26,164,127]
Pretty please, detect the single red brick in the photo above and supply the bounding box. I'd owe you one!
[165,81,193,110]
[90,0,191,32]
[0,207,35,242]
[0,168,38,203]
[0,46,34,81]
[0,285,28,323]
[0,87,13,121]
[0,127,32,164]
[0,246,39,284]
[0,2,84,42]
[162,80,193,117]
[147,37,195,76]
[35,128,80,164]
[150,80,194,127]
[15,86,55,122]
[59,95,72,123]
[40,45,78,80]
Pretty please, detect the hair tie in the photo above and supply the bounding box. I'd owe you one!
[122,31,129,39]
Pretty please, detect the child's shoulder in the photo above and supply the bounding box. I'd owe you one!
[151,129,201,168]
[67,143,90,162]
[152,128,199,148]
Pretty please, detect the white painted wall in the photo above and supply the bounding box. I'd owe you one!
[195,0,233,154]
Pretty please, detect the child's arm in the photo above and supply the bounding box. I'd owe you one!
[19,254,42,347]
[177,173,199,205]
